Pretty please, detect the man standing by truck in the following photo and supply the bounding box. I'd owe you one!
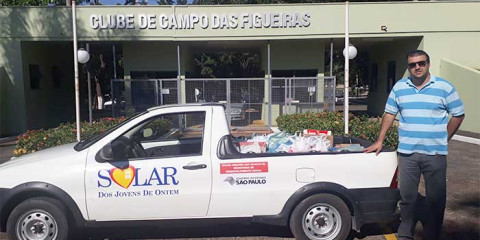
[364,50,465,240]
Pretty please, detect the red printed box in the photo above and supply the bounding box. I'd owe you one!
[303,129,331,136]
[220,162,269,174]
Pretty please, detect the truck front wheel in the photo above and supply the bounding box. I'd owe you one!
[290,194,352,240]
[6,197,70,240]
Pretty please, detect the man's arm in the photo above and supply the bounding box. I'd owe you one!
[447,115,465,141]
[363,112,396,155]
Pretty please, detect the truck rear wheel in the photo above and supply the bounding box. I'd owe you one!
[6,197,70,240]
[290,194,352,240]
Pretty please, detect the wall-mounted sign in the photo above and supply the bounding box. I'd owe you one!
[90,12,311,30]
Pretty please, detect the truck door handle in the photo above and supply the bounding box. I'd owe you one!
[182,164,207,170]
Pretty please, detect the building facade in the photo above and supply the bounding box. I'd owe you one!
[1,1,479,137]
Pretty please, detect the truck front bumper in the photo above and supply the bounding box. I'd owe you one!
[0,187,8,232]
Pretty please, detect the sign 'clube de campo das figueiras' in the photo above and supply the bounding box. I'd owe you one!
[90,12,311,30]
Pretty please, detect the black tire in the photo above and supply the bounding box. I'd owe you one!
[6,197,70,240]
[290,194,352,240]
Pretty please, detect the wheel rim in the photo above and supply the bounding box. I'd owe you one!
[302,203,342,240]
[15,209,58,240]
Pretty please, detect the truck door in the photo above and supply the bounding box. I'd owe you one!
[85,110,212,221]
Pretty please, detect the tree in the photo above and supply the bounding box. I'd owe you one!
[0,0,89,6]
[193,51,262,78]
[192,0,409,4]
[325,50,369,87]
[0,0,63,6]
[156,0,186,4]
[124,0,148,5]
[156,0,173,4]
[193,0,282,4]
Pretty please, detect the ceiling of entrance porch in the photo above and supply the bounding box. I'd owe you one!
[183,36,422,52]
[186,40,266,51]
[329,36,422,50]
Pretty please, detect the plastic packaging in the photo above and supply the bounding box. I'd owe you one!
[267,131,292,153]
[238,141,267,153]
[238,130,333,154]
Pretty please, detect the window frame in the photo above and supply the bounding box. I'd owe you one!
[106,111,207,162]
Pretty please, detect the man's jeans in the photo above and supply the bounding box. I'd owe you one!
[397,153,447,240]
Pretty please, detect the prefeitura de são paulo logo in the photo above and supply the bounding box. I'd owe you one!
[224,176,267,186]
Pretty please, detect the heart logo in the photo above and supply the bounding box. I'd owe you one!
[110,165,136,189]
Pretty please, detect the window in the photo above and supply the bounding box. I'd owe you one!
[29,64,41,89]
[112,111,206,160]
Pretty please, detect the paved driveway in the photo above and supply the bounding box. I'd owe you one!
[0,140,478,240]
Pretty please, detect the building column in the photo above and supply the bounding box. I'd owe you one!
[0,40,27,136]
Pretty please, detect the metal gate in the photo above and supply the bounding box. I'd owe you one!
[271,77,336,115]
[184,78,265,127]
[110,79,178,117]
[111,76,336,127]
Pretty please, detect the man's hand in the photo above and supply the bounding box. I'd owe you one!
[447,115,465,141]
[363,112,396,156]
[363,141,383,155]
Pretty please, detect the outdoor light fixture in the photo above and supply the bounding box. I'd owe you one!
[343,45,357,60]
[77,48,90,64]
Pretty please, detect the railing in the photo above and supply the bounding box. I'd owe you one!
[110,76,336,127]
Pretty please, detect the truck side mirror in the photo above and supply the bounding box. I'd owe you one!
[97,137,130,162]
[111,138,129,160]
[98,144,114,162]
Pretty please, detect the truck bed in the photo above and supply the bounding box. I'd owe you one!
[217,134,395,159]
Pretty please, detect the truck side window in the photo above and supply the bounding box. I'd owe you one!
[140,112,205,158]
[115,111,206,160]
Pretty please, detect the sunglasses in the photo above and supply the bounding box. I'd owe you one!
[408,60,427,68]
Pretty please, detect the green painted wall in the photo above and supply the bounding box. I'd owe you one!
[0,40,27,137]
[260,39,326,125]
[424,33,480,72]
[440,59,480,133]
[20,42,75,130]
[123,42,179,78]
[367,32,480,122]
[0,67,7,137]
[349,2,480,35]
[1,2,479,41]
[1,1,479,135]
[268,39,325,72]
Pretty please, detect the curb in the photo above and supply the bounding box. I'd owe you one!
[0,136,17,146]
[452,135,480,145]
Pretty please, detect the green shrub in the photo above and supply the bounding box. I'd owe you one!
[148,118,172,137]
[14,117,125,157]
[276,112,399,149]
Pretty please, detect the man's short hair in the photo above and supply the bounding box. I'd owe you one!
[406,50,430,63]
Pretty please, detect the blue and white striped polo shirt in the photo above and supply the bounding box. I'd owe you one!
[385,75,464,155]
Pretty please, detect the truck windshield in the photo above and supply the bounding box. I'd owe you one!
[73,111,148,151]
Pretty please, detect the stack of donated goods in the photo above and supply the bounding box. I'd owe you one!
[236,129,364,154]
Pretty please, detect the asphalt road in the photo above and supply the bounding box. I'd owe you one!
[0,140,478,240]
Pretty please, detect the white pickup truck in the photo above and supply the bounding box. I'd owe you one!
[0,104,399,240]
